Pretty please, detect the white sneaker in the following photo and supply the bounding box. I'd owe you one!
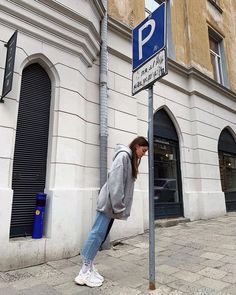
[92,264,104,282]
[74,269,103,287]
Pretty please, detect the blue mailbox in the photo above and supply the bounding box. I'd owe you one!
[32,192,47,239]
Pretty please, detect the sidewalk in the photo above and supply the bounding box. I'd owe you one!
[1,213,236,295]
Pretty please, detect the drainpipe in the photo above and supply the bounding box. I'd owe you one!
[99,0,109,249]
[100,0,108,190]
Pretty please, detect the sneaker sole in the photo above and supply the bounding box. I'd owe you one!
[74,278,103,288]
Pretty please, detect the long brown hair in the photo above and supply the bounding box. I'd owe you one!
[129,136,149,179]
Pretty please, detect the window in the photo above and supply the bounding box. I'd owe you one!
[145,0,159,16]
[208,0,222,13]
[208,30,224,84]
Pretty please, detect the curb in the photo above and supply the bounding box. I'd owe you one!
[155,217,191,228]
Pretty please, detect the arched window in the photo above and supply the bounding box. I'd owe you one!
[218,128,236,212]
[153,109,183,219]
[11,63,51,237]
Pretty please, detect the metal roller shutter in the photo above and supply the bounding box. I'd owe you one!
[10,63,51,237]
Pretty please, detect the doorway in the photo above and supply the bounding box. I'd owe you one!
[218,128,236,212]
[153,109,183,219]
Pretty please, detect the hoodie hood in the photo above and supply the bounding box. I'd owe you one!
[113,144,132,161]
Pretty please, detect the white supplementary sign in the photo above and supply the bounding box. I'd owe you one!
[132,50,166,94]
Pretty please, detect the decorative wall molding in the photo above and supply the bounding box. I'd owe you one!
[168,59,236,102]
[108,16,132,41]
[0,0,102,66]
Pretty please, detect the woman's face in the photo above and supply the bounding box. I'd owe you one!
[135,145,148,159]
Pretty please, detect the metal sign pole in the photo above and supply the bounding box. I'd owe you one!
[148,85,155,290]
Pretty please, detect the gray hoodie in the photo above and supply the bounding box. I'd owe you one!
[96,144,135,220]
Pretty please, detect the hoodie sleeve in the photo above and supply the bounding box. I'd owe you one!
[107,156,127,214]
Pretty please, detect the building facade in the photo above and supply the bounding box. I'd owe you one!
[0,0,236,270]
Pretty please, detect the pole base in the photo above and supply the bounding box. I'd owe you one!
[149,282,156,290]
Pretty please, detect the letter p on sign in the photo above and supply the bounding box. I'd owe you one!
[138,19,156,60]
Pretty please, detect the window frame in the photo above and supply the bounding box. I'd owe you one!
[208,28,225,85]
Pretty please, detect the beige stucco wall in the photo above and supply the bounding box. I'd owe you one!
[108,0,144,27]
[171,0,213,76]
[219,0,236,91]
[171,0,236,92]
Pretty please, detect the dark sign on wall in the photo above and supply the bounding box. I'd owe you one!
[1,30,18,102]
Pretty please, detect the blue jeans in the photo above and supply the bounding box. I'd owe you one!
[80,211,113,263]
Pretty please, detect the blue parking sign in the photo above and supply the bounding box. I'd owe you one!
[132,3,166,71]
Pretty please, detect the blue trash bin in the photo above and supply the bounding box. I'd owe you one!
[32,192,47,239]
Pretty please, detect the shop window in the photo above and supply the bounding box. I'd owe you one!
[219,154,236,192]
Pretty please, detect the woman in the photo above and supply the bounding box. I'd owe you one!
[75,136,149,287]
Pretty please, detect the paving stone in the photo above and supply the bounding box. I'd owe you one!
[155,246,167,253]
[190,250,206,257]
[167,279,202,293]
[219,264,236,274]
[1,270,33,283]
[198,267,227,280]
[192,287,222,295]
[166,244,183,251]
[106,286,142,295]
[19,284,60,295]
[220,283,236,295]
[134,242,149,249]
[156,249,175,257]
[134,256,148,267]
[200,252,225,261]
[220,256,236,264]
[165,260,205,273]
[127,247,148,256]
[59,264,81,277]
[116,274,148,288]
[68,255,83,265]
[102,267,133,281]
[54,282,93,295]
[155,241,172,248]
[200,259,225,268]
[155,272,177,284]
[24,264,62,278]
[172,270,202,282]
[222,274,236,284]
[47,259,77,270]
[177,247,194,254]
[119,254,143,262]
[106,249,129,258]
[123,237,147,246]
[157,264,179,275]
[10,277,42,290]
[197,277,230,291]
[39,273,73,287]
[185,242,205,250]
[142,285,182,295]
[0,286,19,295]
